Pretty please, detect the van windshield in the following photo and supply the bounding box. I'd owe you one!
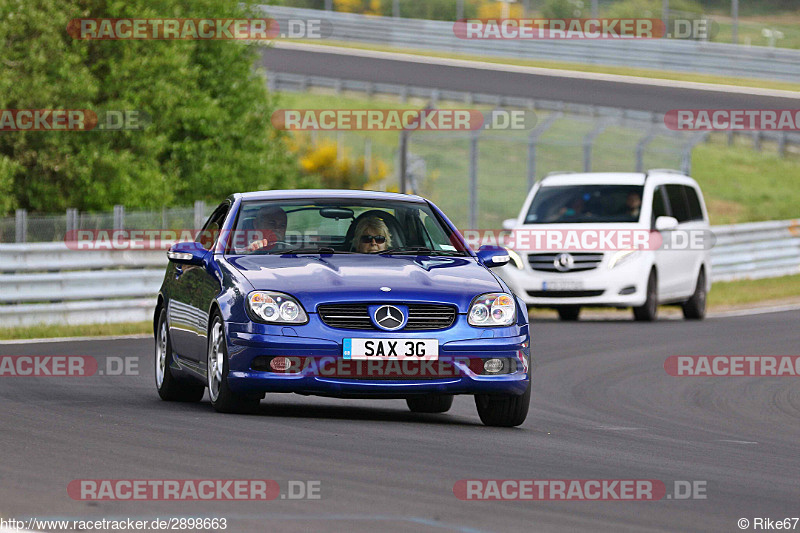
[524,185,644,223]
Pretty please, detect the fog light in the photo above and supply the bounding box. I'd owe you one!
[270,356,291,372]
[618,286,636,295]
[484,358,504,374]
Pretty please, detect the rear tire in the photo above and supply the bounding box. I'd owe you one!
[207,313,260,414]
[682,269,707,320]
[633,270,658,322]
[155,308,205,402]
[474,381,531,427]
[406,394,454,413]
[556,306,581,321]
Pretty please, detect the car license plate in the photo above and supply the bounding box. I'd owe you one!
[343,338,438,360]
[542,280,584,291]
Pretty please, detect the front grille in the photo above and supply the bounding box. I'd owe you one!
[526,290,605,298]
[317,303,456,330]
[528,253,604,273]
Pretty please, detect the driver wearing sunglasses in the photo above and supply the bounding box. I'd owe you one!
[353,216,392,253]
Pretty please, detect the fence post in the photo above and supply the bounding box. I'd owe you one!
[113,205,125,230]
[778,132,788,157]
[469,130,479,229]
[398,130,408,193]
[364,138,372,178]
[15,209,27,243]
[66,208,79,236]
[527,112,561,187]
[583,120,612,172]
[635,129,658,172]
[681,132,709,175]
[194,201,206,229]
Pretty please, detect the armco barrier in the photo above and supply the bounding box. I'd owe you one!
[259,6,800,83]
[0,219,798,327]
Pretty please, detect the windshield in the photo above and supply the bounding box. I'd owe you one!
[226,198,468,256]
[525,184,644,224]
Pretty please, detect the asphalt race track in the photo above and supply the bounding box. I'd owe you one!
[1,310,798,532]
[259,44,800,113]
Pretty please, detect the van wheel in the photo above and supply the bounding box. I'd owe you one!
[633,270,658,322]
[556,306,580,321]
[682,269,707,320]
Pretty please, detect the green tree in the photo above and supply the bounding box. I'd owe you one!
[0,0,301,215]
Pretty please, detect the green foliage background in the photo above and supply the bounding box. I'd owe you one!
[0,0,306,215]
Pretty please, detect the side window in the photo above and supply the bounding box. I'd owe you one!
[684,186,704,221]
[665,184,690,223]
[196,203,228,251]
[651,186,669,225]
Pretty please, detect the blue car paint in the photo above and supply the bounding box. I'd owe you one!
[156,190,531,399]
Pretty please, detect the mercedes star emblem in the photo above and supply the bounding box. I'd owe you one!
[553,253,574,272]
[373,305,404,331]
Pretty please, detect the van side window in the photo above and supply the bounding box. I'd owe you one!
[651,186,669,225]
[665,184,690,223]
[684,186,704,221]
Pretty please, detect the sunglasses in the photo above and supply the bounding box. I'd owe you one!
[360,234,386,244]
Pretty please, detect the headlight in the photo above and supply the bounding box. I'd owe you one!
[248,291,308,324]
[469,293,515,327]
[608,250,638,269]
[505,248,525,270]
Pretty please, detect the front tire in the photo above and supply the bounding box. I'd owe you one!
[474,381,531,427]
[207,313,260,414]
[406,394,454,413]
[633,270,658,322]
[155,308,205,402]
[682,269,707,320]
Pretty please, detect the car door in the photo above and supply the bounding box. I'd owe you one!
[168,203,229,362]
[660,184,695,298]
[651,184,683,299]
[680,185,708,295]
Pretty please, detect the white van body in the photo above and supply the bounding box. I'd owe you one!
[497,171,712,321]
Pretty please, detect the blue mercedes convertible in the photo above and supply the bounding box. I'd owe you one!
[154,190,531,426]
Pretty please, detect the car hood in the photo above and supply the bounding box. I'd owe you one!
[225,254,503,312]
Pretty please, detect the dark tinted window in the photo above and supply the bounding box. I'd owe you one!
[684,186,704,221]
[196,203,228,250]
[651,186,668,224]
[665,185,690,223]
[525,185,644,223]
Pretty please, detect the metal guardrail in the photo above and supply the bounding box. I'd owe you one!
[260,6,800,83]
[1,220,798,326]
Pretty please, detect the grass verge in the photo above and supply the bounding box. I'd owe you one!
[0,321,152,341]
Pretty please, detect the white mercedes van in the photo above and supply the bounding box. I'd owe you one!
[497,170,712,321]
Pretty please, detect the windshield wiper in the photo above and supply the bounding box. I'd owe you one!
[378,246,466,256]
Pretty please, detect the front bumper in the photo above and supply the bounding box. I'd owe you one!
[498,256,650,307]
[224,319,530,398]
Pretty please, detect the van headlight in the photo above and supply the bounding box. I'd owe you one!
[469,293,515,326]
[608,250,638,269]
[248,291,308,324]
[505,248,525,270]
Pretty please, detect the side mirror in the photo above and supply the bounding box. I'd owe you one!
[502,218,517,230]
[477,245,510,268]
[167,241,207,265]
[655,216,679,232]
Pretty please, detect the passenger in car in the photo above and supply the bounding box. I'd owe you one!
[353,216,392,253]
